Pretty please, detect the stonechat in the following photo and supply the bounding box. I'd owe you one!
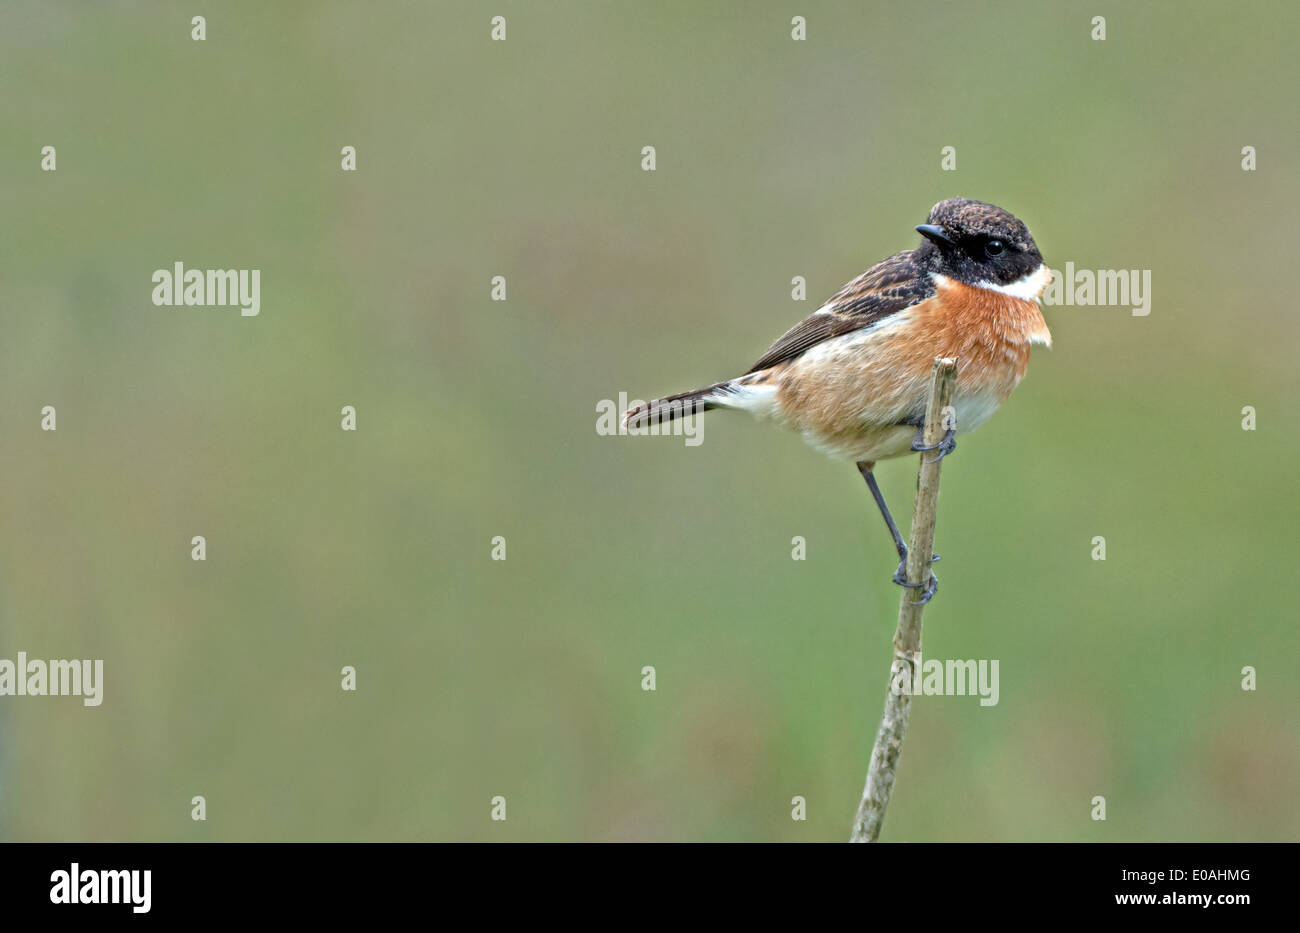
[624,198,1053,602]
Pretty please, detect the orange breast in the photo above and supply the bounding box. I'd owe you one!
[916,275,1051,399]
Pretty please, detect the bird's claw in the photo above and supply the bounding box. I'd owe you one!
[910,573,939,605]
[892,554,940,604]
[911,427,957,464]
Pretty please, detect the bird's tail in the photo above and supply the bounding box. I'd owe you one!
[622,381,732,430]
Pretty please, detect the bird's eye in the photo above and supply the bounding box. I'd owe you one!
[984,240,1005,258]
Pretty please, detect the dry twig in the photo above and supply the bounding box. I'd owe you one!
[850,356,959,843]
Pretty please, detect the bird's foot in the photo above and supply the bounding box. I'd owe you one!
[911,426,957,464]
[891,554,940,605]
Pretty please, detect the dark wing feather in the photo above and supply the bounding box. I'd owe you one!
[745,250,934,374]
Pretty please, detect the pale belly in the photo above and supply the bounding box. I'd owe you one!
[789,389,1009,463]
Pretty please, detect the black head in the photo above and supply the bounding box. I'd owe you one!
[914,198,1043,288]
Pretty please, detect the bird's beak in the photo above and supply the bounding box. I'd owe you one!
[916,224,955,246]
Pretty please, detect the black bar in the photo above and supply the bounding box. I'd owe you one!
[0,842,1286,919]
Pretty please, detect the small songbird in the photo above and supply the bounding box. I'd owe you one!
[624,198,1052,602]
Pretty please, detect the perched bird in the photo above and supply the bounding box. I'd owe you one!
[624,198,1052,602]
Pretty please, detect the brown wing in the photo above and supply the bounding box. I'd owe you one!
[745,250,934,374]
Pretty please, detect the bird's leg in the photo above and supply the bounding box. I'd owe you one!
[856,461,938,599]
[858,461,907,562]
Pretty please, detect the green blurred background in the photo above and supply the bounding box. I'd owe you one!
[2,1,1297,841]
